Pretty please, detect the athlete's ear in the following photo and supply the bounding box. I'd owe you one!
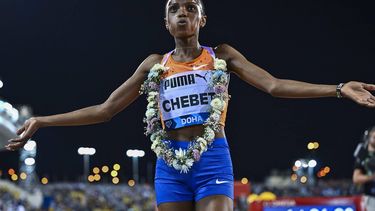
[200,15,207,28]
[164,17,170,30]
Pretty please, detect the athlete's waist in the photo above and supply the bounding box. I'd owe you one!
[161,136,228,150]
[166,125,225,141]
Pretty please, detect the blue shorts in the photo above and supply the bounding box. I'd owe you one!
[154,137,234,206]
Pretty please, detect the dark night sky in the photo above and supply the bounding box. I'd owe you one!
[0,0,374,182]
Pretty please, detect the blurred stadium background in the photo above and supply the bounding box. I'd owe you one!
[0,97,366,210]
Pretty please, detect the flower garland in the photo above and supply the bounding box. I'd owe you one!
[139,58,229,173]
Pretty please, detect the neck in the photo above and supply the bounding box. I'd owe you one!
[173,35,201,56]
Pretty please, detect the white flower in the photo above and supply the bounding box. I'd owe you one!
[180,159,194,173]
[175,148,186,160]
[154,146,162,157]
[210,112,221,122]
[151,140,159,150]
[185,159,194,167]
[197,137,208,150]
[197,137,207,145]
[147,70,159,79]
[151,141,156,150]
[146,108,157,119]
[150,133,161,142]
[200,143,208,151]
[147,95,156,102]
[172,160,182,170]
[210,98,224,111]
[149,91,158,97]
[147,92,158,102]
[219,74,228,84]
[180,165,189,173]
[214,58,227,71]
[150,63,167,72]
[147,101,156,109]
[204,127,215,141]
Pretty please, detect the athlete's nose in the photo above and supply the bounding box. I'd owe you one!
[177,6,188,17]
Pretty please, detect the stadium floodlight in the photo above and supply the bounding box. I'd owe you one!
[308,160,317,168]
[24,140,37,151]
[78,147,96,155]
[302,163,309,168]
[295,160,302,168]
[126,149,145,182]
[24,158,35,166]
[126,149,145,158]
[78,147,96,182]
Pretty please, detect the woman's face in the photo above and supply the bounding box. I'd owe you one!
[165,0,206,38]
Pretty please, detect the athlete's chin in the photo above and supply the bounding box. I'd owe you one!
[169,26,198,37]
[172,31,198,39]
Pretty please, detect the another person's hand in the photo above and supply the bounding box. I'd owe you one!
[341,81,375,108]
[5,117,40,151]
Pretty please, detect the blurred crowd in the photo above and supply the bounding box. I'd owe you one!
[1,182,156,211]
[0,179,363,211]
[43,183,155,211]
[0,187,29,211]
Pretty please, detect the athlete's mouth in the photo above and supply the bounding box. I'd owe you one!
[177,19,188,25]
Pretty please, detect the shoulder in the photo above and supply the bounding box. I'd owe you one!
[142,54,164,69]
[136,54,164,74]
[213,43,240,62]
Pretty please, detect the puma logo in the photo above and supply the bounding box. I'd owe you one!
[195,72,209,82]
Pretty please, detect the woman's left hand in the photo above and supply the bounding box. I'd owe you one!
[341,81,375,108]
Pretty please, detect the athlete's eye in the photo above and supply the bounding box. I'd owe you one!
[169,5,178,13]
[187,4,197,12]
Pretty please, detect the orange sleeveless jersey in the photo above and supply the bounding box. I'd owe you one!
[159,47,229,130]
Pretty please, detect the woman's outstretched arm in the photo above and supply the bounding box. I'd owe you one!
[5,54,163,151]
[215,44,375,107]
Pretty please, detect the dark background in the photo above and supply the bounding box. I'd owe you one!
[0,0,374,182]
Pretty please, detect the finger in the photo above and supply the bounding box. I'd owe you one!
[363,99,375,108]
[8,137,26,143]
[4,146,15,151]
[5,144,18,151]
[5,142,25,151]
[357,99,371,107]
[363,84,375,91]
[16,125,26,135]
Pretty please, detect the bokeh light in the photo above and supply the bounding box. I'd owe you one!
[241,177,249,184]
[111,170,118,177]
[128,179,135,187]
[112,177,119,184]
[93,167,100,174]
[20,172,27,180]
[113,164,120,171]
[41,177,49,185]
[102,166,109,173]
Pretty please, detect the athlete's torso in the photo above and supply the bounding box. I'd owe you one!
[159,46,229,141]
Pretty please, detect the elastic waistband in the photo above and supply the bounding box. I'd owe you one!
[162,137,228,149]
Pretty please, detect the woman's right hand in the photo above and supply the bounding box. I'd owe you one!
[5,117,40,151]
